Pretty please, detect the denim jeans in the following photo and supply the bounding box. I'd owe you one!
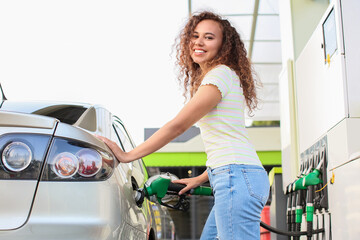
[200,164,270,240]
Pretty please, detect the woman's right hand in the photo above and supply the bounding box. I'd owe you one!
[95,135,132,163]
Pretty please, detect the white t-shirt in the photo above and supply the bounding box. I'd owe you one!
[197,65,262,168]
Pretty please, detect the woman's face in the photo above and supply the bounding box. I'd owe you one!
[190,19,223,69]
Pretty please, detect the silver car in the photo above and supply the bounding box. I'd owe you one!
[0,100,175,240]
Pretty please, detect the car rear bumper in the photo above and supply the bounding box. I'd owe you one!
[0,218,117,240]
[0,175,144,240]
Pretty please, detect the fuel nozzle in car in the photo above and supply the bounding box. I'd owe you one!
[135,173,212,211]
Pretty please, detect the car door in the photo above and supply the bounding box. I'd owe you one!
[112,120,150,236]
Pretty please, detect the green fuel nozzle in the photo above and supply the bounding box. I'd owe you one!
[135,173,212,211]
[302,169,323,187]
[191,186,213,196]
[144,176,171,203]
[300,157,324,188]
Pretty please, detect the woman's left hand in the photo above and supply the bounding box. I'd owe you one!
[95,135,132,163]
[172,176,203,195]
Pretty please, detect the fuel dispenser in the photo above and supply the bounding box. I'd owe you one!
[293,139,328,240]
[278,0,360,238]
[277,140,328,240]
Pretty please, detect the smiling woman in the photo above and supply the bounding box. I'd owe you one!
[98,11,269,240]
[175,12,261,114]
[190,19,223,68]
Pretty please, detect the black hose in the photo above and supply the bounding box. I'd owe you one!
[286,187,293,240]
[293,223,301,240]
[307,221,313,239]
[291,191,297,232]
[260,221,324,237]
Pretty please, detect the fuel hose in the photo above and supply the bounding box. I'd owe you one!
[260,221,324,237]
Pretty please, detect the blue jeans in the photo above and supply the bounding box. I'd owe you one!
[201,164,270,240]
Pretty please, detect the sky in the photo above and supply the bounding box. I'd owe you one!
[0,0,191,144]
[0,0,282,145]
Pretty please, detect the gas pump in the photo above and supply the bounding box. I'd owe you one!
[278,0,360,238]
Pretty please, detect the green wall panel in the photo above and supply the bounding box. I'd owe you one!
[143,151,281,167]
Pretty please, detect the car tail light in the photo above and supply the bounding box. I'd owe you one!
[2,142,32,172]
[42,138,115,181]
[52,152,79,178]
[0,134,51,180]
[76,148,102,177]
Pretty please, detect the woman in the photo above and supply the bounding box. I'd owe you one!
[98,11,270,240]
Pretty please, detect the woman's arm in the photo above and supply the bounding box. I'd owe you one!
[99,84,221,163]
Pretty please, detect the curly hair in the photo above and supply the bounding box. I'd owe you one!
[175,11,261,114]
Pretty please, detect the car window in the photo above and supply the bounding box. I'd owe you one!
[36,106,87,124]
[0,83,6,105]
[0,102,88,124]
[113,120,145,176]
[113,122,132,152]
